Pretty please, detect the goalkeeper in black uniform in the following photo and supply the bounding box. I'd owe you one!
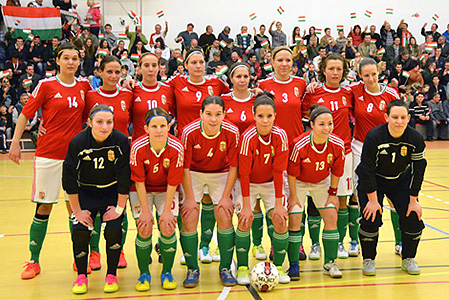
[356,100,426,276]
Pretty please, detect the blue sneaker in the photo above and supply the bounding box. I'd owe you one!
[135,273,151,292]
[219,268,237,286]
[161,272,177,290]
[287,262,300,281]
[183,269,199,288]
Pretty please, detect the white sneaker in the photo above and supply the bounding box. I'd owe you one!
[395,243,402,257]
[212,248,220,262]
[180,254,186,265]
[308,243,321,260]
[198,247,212,263]
[276,266,291,284]
[402,258,420,275]
[348,241,360,257]
[362,259,376,276]
[323,261,343,278]
[337,242,349,259]
[252,245,268,260]
[236,266,250,285]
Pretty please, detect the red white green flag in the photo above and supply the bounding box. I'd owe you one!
[315,28,322,35]
[128,10,137,20]
[216,65,229,76]
[131,54,140,61]
[249,13,257,21]
[365,10,372,18]
[92,3,100,9]
[277,6,284,15]
[295,36,302,43]
[46,71,53,78]
[350,12,356,19]
[298,16,306,22]
[300,48,307,55]
[337,25,344,31]
[98,49,108,56]
[386,8,394,15]
[157,10,164,18]
[23,78,33,87]
[118,33,127,40]
[120,53,127,61]
[219,40,228,48]
[402,71,410,79]
[377,47,386,55]
[177,56,184,64]
[432,14,439,22]
[98,33,104,39]
[264,63,273,72]
[261,40,269,48]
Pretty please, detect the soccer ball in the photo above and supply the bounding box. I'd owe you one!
[250,262,279,292]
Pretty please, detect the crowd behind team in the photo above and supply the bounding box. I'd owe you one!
[2,0,431,296]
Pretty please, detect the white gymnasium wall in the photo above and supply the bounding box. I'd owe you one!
[3,0,447,46]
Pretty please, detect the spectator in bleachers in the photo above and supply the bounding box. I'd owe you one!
[253,25,270,60]
[96,39,111,56]
[378,61,390,84]
[119,50,134,77]
[419,51,431,69]
[389,62,407,89]
[304,62,319,84]
[307,36,319,59]
[0,103,12,138]
[103,24,118,48]
[85,0,101,37]
[385,37,403,69]
[342,36,357,60]
[362,25,381,49]
[6,0,21,6]
[26,35,47,76]
[443,24,449,43]
[126,24,148,52]
[429,92,448,140]
[91,67,101,89]
[112,40,126,58]
[19,64,41,91]
[380,21,397,47]
[431,47,446,70]
[236,26,252,61]
[130,40,148,63]
[0,104,11,153]
[206,52,225,75]
[408,61,424,87]
[30,0,44,7]
[268,21,287,48]
[292,39,307,62]
[397,19,413,48]
[359,33,377,58]
[439,61,449,87]
[396,50,414,71]
[150,37,170,61]
[220,38,237,65]
[422,62,439,85]
[259,50,273,79]
[247,52,262,86]
[218,26,231,44]
[198,25,216,52]
[76,48,94,77]
[0,42,6,69]
[5,52,25,88]
[149,22,168,47]
[408,37,421,59]
[443,93,449,123]
[47,36,60,62]
[120,65,132,84]
[303,26,319,45]
[421,23,441,43]
[409,92,433,140]
[323,28,333,45]
[13,92,37,136]
[79,27,99,48]
[336,30,347,48]
[205,40,221,63]
[319,36,330,52]
[53,0,75,10]
[168,48,182,76]
[313,46,327,69]
[429,75,447,101]
[175,23,198,52]
[420,35,436,56]
[7,37,26,62]
[349,51,362,72]
[437,36,449,58]
[183,38,199,57]
[0,77,17,112]
[84,38,97,59]
[291,27,301,48]
[348,25,363,47]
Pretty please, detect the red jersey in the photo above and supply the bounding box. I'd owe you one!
[130,134,184,192]
[132,82,174,141]
[288,131,345,183]
[181,119,239,173]
[350,82,399,142]
[84,87,133,136]
[22,76,91,160]
[167,74,230,133]
[221,91,256,134]
[302,84,354,154]
[258,76,306,143]
[239,124,289,197]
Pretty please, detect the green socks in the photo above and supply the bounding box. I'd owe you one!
[337,208,349,243]
[308,215,322,245]
[272,230,288,266]
[348,203,360,242]
[390,208,402,245]
[251,212,264,246]
[322,229,339,264]
[217,227,235,270]
[135,234,152,275]
[235,229,250,267]
[160,233,177,273]
[180,231,199,271]
[89,213,101,253]
[199,203,215,249]
[30,216,49,262]
[266,213,274,244]
[288,230,302,263]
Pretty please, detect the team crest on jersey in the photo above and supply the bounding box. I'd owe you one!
[342,96,347,106]
[236,202,242,213]
[294,87,299,97]
[220,141,227,152]
[134,205,141,215]
[121,100,126,111]
[379,100,386,111]
[327,153,333,164]
[163,158,170,168]
[161,95,167,105]
[400,146,407,157]
[108,150,115,161]
[208,86,214,96]
[256,149,259,155]
[80,90,85,100]
[271,146,275,156]
[39,191,45,200]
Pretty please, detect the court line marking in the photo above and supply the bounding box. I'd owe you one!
[216,287,231,300]
[299,264,449,273]
[423,180,449,190]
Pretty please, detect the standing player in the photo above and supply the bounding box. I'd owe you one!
[84,55,133,270]
[356,100,426,276]
[287,105,345,280]
[236,92,290,285]
[180,96,240,287]
[302,53,357,259]
[129,108,184,291]
[63,105,131,294]
[9,43,92,280]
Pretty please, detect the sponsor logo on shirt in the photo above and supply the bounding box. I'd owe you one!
[182,87,189,92]
[227,108,234,113]
[144,160,150,165]
[380,150,388,155]
[317,98,325,103]
[135,97,142,102]
[303,158,311,163]
[83,155,91,161]
[54,92,62,98]
[194,144,202,149]
[358,96,364,101]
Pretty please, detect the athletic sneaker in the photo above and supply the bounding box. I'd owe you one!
[212,248,220,262]
[183,269,199,288]
[395,242,403,257]
[72,274,88,294]
[117,250,127,268]
[89,251,101,270]
[155,243,163,263]
[337,242,349,259]
[198,247,212,263]
[323,261,343,278]
[402,258,420,275]
[348,241,360,257]
[252,245,268,260]
[104,274,119,293]
[161,272,177,290]
[287,262,300,281]
[362,259,376,276]
[309,243,321,260]
[219,268,237,286]
[73,261,92,274]
[277,266,291,283]
[21,260,41,279]
[299,245,307,261]
[269,246,274,261]
[180,254,186,265]
[135,273,151,292]
[236,266,250,285]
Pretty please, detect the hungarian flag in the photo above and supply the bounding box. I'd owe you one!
[298,16,306,22]
[425,45,433,53]
[98,49,108,56]
[92,3,100,9]
[45,71,53,78]
[402,71,410,79]
[219,40,228,48]
[295,36,302,43]
[300,48,307,55]
[277,6,284,15]
[160,75,167,82]
[1,70,12,78]
[377,47,386,55]
[23,78,33,87]
[429,42,438,48]
[157,10,164,18]
[411,13,420,18]
[27,33,34,41]
[264,63,273,72]
[23,28,31,34]
[370,39,377,44]
[261,40,269,48]
[241,31,248,38]
[303,63,309,70]
[98,33,104,39]
[133,16,142,26]
[249,13,257,21]
[83,22,90,28]
[315,28,322,35]
[118,33,127,40]
[386,8,394,15]
[216,65,229,76]
[177,56,184,64]
[337,25,344,31]
[131,53,140,61]
[365,10,372,18]
[350,12,356,19]
[432,14,439,22]
[347,74,355,82]
[128,10,137,20]
[120,53,127,61]
[419,53,426,62]
[2,6,62,40]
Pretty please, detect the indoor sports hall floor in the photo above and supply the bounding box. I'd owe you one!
[1,142,449,300]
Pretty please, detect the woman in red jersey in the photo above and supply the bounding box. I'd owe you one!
[236,92,290,285]
[287,105,345,280]
[180,96,239,288]
[83,55,133,271]
[129,108,184,291]
[9,43,92,280]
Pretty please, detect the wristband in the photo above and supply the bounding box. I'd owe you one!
[115,205,124,215]
[328,187,338,196]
